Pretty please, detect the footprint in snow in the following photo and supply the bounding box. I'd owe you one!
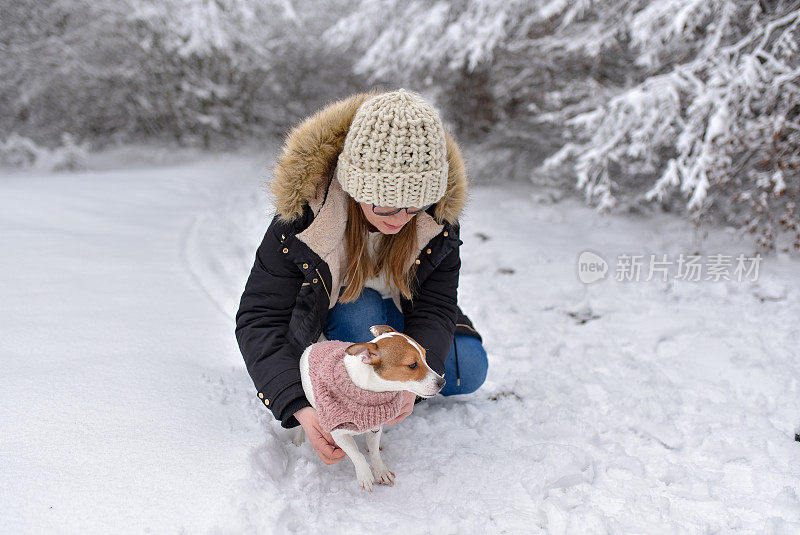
[489,390,522,402]
[567,306,600,325]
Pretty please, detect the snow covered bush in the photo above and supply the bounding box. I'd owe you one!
[0,133,88,171]
[49,133,89,171]
[0,134,43,168]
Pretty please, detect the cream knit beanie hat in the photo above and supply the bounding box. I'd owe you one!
[335,88,449,208]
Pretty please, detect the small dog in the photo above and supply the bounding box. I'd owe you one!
[295,325,445,491]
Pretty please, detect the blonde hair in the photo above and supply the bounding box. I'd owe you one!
[339,196,419,303]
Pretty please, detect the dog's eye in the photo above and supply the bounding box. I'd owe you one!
[407,362,418,370]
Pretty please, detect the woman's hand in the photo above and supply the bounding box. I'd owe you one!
[294,406,346,465]
[384,390,416,425]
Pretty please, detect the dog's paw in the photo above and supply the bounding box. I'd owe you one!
[374,467,396,486]
[291,428,305,446]
[357,468,375,492]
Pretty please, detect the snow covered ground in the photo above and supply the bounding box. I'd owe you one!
[2,146,799,534]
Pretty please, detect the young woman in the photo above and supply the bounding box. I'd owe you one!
[236,88,487,465]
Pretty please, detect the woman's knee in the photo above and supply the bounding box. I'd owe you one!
[441,335,488,396]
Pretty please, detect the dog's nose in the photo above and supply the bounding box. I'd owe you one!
[436,376,446,390]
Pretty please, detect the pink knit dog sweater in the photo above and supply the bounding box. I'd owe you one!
[308,340,403,434]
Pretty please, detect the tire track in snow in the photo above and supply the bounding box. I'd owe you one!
[179,213,234,321]
[179,185,266,322]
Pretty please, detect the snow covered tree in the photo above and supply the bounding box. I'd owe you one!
[322,0,659,180]
[1,0,357,148]
[324,0,800,250]
[543,1,800,251]
[0,0,140,145]
[126,0,355,147]
[3,0,797,248]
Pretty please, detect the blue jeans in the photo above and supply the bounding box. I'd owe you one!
[323,288,488,395]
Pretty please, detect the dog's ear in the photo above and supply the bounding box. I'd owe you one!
[369,325,396,337]
[345,342,381,365]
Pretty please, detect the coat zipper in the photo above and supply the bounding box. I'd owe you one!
[453,336,461,387]
[315,268,330,300]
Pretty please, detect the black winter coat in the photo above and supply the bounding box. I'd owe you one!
[235,91,482,428]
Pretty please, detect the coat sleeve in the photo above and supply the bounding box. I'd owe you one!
[235,215,311,428]
[402,228,461,376]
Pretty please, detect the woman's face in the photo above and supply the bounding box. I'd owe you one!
[359,202,416,234]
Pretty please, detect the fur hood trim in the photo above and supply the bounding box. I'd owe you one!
[270,90,468,225]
